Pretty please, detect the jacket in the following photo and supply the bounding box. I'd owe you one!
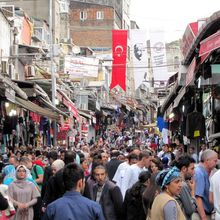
[0,193,8,210]
[93,180,123,220]
[175,181,197,220]
[151,193,186,220]
[43,191,105,220]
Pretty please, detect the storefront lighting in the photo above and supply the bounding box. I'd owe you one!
[198,77,201,89]
[168,112,175,119]
[5,102,9,108]
[182,105,185,113]
[9,109,17,117]
[55,98,59,105]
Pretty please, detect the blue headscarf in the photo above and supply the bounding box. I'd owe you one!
[156,166,180,189]
[3,165,16,185]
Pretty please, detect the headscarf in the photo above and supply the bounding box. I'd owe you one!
[2,165,16,185]
[15,165,28,180]
[156,166,180,189]
[52,159,65,172]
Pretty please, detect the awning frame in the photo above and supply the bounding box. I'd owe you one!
[15,96,59,120]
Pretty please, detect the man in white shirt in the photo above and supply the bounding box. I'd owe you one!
[119,150,152,199]
[113,153,138,190]
[209,169,220,220]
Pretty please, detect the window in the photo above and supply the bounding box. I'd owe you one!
[97,11,104,20]
[80,11,87,21]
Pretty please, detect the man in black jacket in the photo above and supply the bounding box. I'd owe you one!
[106,150,123,181]
[41,151,58,199]
[93,165,123,220]
[42,151,75,211]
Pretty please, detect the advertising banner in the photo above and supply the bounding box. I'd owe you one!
[150,30,168,82]
[130,29,148,90]
[64,55,99,78]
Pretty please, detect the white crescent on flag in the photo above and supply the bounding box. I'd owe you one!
[115,45,124,57]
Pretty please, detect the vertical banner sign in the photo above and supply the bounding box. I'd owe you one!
[150,30,168,82]
[130,29,148,90]
[110,30,128,91]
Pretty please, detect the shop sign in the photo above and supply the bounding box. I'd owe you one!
[64,56,99,78]
[186,58,196,86]
[81,118,89,133]
[199,31,220,57]
[181,22,198,59]
[68,103,80,121]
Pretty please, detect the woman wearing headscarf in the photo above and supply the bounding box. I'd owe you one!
[8,165,40,220]
[51,159,65,175]
[151,166,186,220]
[3,165,16,186]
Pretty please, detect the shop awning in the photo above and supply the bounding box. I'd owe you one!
[161,82,179,113]
[186,58,196,87]
[183,10,220,65]
[199,31,220,63]
[39,97,69,117]
[15,96,59,120]
[173,87,186,108]
[57,89,80,121]
[0,76,28,100]
[78,110,92,120]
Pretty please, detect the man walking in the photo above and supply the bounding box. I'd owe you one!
[43,163,105,220]
[93,165,123,220]
[175,155,197,220]
[194,149,218,220]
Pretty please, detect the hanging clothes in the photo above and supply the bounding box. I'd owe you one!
[186,112,205,139]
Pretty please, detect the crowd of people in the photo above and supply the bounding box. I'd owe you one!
[0,132,219,220]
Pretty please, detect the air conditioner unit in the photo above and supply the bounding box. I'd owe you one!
[42,41,49,50]
[1,5,14,18]
[8,64,15,79]
[26,65,35,77]
[32,27,43,42]
[1,61,8,74]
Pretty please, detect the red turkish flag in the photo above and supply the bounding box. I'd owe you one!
[110,30,128,91]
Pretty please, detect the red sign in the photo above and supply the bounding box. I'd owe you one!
[199,31,220,58]
[110,30,128,91]
[57,90,80,121]
[186,58,196,86]
[181,22,198,58]
[68,103,80,121]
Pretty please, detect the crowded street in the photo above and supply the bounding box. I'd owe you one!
[0,0,220,220]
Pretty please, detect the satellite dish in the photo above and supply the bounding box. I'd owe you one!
[72,46,80,54]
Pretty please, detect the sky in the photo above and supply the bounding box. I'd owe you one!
[130,0,220,42]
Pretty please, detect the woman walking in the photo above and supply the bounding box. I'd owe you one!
[151,166,186,220]
[8,165,40,220]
